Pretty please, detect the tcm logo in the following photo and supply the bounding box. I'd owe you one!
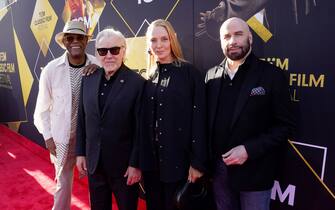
[260,57,288,70]
[72,16,93,28]
[271,180,296,206]
[138,0,154,4]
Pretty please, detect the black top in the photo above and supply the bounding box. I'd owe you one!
[139,61,207,182]
[98,68,120,113]
[153,63,174,148]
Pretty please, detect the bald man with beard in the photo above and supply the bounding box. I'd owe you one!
[205,17,295,210]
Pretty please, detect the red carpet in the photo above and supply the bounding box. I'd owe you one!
[0,125,146,210]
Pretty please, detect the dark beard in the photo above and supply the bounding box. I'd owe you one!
[226,42,250,61]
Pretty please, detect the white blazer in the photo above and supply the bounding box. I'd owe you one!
[34,52,99,144]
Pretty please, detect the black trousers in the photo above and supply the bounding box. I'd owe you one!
[143,171,185,210]
[88,161,139,210]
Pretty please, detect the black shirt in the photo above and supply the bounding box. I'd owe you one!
[141,61,207,182]
[98,68,120,113]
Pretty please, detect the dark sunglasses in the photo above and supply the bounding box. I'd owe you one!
[63,34,86,43]
[97,47,123,56]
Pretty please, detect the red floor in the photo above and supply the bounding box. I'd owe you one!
[0,125,146,210]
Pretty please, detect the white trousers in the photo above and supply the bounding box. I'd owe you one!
[51,138,76,210]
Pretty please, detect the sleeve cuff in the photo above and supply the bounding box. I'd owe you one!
[42,132,52,141]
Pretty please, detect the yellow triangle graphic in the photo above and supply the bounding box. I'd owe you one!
[7,122,21,132]
[13,28,34,107]
[0,7,8,21]
[247,16,272,43]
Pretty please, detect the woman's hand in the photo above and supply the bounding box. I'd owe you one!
[188,166,203,183]
[124,166,142,185]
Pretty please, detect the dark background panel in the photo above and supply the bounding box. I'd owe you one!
[0,0,334,209]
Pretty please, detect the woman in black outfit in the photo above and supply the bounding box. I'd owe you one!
[139,19,207,210]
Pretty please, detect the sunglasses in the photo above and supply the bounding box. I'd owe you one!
[63,34,86,43]
[97,47,123,56]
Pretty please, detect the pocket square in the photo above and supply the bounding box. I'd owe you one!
[250,86,266,96]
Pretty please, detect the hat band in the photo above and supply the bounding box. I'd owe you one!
[66,27,86,33]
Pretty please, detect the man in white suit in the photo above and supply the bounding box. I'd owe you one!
[34,20,99,210]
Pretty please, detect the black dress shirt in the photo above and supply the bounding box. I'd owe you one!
[98,68,120,113]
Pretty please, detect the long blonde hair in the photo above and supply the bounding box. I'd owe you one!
[146,19,185,77]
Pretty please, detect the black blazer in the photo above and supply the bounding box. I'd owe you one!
[76,65,145,177]
[206,53,295,191]
[139,61,207,183]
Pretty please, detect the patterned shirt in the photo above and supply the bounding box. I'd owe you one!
[69,63,85,137]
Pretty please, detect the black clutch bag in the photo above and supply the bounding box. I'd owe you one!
[175,180,213,210]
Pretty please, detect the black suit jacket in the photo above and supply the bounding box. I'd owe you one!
[76,65,145,177]
[206,53,295,191]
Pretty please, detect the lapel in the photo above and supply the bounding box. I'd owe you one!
[208,61,225,135]
[230,54,263,128]
[92,69,104,117]
[101,66,127,118]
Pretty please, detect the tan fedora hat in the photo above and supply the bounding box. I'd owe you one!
[55,20,92,49]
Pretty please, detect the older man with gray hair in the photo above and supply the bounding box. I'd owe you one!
[76,27,145,210]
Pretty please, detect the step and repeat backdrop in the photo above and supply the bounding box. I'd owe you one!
[0,0,334,209]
